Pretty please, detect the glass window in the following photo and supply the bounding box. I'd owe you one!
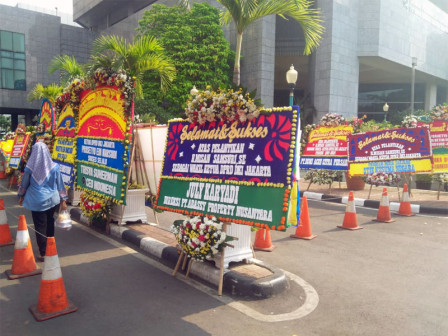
[1,69,14,89]
[13,33,24,52]
[14,59,25,70]
[0,31,12,50]
[1,58,13,69]
[0,30,25,90]
[14,70,25,90]
[0,51,13,58]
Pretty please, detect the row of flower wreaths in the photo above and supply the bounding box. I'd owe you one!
[302,106,448,187]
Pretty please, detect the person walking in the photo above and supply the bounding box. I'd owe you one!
[17,142,68,261]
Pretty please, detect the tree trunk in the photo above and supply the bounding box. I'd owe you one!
[233,32,243,86]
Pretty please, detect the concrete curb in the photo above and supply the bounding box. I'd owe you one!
[70,208,288,299]
[300,191,448,216]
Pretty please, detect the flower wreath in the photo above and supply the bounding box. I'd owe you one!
[80,191,113,221]
[430,103,448,121]
[319,113,345,127]
[185,87,261,125]
[401,115,418,128]
[72,68,135,205]
[300,123,317,155]
[171,216,234,261]
[365,172,401,186]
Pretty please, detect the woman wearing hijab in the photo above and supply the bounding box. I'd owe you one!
[18,142,68,261]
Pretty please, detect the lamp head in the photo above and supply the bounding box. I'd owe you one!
[383,103,389,112]
[190,85,198,96]
[286,64,298,86]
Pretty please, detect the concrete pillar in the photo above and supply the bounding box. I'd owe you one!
[425,83,437,111]
[310,0,359,122]
[239,16,276,108]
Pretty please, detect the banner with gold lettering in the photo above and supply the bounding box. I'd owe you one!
[156,106,300,231]
[76,86,130,204]
[348,127,432,176]
[417,120,448,173]
[8,132,31,169]
[52,102,77,188]
[299,125,352,170]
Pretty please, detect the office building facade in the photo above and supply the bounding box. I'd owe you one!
[1,0,447,130]
[0,4,96,130]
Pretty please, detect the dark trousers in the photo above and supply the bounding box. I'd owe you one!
[31,205,58,257]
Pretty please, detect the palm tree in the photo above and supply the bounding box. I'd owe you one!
[180,0,324,86]
[27,83,63,104]
[48,54,86,87]
[89,35,176,99]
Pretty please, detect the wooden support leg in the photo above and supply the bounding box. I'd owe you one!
[185,259,193,279]
[218,245,225,296]
[172,250,185,277]
[368,184,373,199]
[182,252,188,271]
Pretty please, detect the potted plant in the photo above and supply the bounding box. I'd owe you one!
[415,174,432,190]
[345,172,366,191]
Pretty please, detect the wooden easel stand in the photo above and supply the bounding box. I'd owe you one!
[172,221,235,296]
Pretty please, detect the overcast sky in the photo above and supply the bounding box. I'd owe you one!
[0,0,73,14]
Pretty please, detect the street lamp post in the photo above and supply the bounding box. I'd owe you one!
[410,57,417,116]
[286,65,298,106]
[383,102,389,122]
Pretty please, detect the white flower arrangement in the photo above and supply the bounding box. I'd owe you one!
[170,216,233,261]
[185,87,260,124]
[430,104,448,121]
[432,173,448,183]
[401,115,418,128]
[365,172,401,186]
[319,113,345,127]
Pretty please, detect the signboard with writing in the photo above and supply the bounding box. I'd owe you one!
[52,103,77,188]
[348,127,432,176]
[156,107,300,231]
[76,87,129,204]
[8,132,31,169]
[417,120,448,173]
[35,99,56,142]
[300,125,352,170]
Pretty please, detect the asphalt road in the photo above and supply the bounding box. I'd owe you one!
[1,180,448,336]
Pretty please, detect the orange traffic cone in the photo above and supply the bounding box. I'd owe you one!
[0,199,14,247]
[290,196,317,240]
[397,184,415,216]
[29,237,77,321]
[253,228,275,252]
[5,215,42,279]
[338,191,363,230]
[374,187,395,223]
[0,159,6,179]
